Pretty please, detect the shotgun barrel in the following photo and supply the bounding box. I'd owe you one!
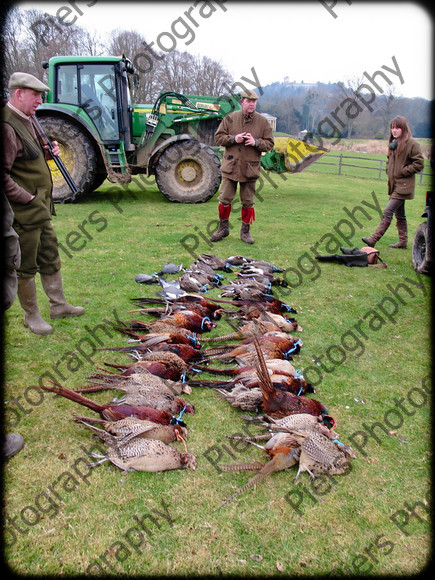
[32,116,81,196]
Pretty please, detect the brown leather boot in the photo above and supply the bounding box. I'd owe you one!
[17,277,53,335]
[210,219,230,242]
[240,207,255,244]
[362,219,391,247]
[40,271,85,318]
[388,219,408,249]
[210,204,231,242]
[240,222,254,244]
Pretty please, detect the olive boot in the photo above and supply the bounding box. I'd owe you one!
[40,271,85,319]
[17,277,53,335]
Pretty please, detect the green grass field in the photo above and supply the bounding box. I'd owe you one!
[3,163,431,576]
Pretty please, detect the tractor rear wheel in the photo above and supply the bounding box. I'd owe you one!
[155,140,221,203]
[412,222,431,274]
[38,117,99,203]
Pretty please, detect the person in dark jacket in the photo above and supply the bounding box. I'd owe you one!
[2,191,21,311]
[1,72,84,334]
[362,116,424,249]
[2,192,25,458]
[210,90,274,244]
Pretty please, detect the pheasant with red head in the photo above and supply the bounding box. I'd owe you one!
[253,335,329,419]
[38,380,188,426]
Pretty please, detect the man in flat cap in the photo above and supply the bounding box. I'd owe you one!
[211,89,274,244]
[1,72,84,334]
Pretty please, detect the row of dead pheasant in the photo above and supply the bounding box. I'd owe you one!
[38,253,355,507]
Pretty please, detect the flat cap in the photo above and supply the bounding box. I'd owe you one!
[8,72,50,92]
[240,90,259,100]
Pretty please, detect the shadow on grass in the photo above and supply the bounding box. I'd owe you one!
[83,177,167,208]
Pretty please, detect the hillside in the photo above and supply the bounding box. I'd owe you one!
[257,80,432,139]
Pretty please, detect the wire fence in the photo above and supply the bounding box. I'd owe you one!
[309,153,432,186]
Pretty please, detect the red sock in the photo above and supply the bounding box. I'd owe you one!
[242,207,255,224]
[218,204,231,220]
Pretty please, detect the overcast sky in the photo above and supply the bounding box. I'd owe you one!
[17,1,433,99]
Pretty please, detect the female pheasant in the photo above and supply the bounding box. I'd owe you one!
[73,414,188,445]
[88,436,196,472]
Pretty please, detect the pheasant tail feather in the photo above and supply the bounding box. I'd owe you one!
[219,461,265,472]
[254,335,275,397]
[219,464,274,509]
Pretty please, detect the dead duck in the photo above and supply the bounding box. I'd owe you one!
[197,253,233,272]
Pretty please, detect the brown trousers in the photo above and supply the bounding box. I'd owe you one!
[218,178,256,208]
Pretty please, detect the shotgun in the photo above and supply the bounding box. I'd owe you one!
[32,116,81,197]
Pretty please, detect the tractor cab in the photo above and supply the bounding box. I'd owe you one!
[45,56,133,144]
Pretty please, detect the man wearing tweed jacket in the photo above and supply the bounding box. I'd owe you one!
[211,90,274,244]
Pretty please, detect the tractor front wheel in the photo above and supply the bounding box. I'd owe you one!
[155,140,221,203]
[38,116,99,203]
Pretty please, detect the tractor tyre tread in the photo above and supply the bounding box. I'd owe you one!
[155,141,221,204]
[412,221,431,275]
[38,116,99,203]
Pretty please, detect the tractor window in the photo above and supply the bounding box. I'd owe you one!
[56,65,79,106]
[79,64,119,141]
[56,63,119,141]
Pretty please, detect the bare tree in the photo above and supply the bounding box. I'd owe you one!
[106,29,163,102]
[156,50,195,95]
[333,76,367,139]
[300,88,329,132]
[1,7,24,89]
[1,7,105,85]
[3,7,234,104]
[277,97,300,134]
[107,29,234,101]
[79,28,106,57]
[375,86,399,137]
[190,55,233,96]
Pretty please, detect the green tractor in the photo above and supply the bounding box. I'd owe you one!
[37,55,326,204]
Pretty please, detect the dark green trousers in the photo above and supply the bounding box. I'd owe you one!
[13,220,61,278]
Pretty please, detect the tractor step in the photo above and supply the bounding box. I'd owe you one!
[103,141,132,183]
[104,142,130,173]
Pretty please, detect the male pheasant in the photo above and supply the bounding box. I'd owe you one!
[39,381,188,425]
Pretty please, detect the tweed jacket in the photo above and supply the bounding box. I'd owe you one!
[215,110,274,182]
[386,137,424,200]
